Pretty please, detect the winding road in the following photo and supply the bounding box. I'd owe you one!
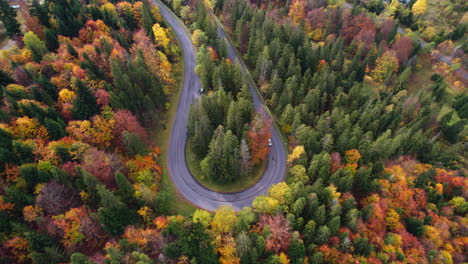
[153,0,287,211]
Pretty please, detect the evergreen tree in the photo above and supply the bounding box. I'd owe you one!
[70,253,94,264]
[115,172,134,203]
[97,184,125,209]
[96,184,138,236]
[0,0,20,37]
[240,139,252,176]
[78,168,101,208]
[0,69,14,87]
[288,232,305,264]
[141,0,156,36]
[51,0,83,37]
[71,79,99,120]
[163,221,217,264]
[44,119,66,140]
[36,74,58,100]
[222,129,240,182]
[66,41,79,58]
[188,101,213,157]
[201,126,240,184]
[44,27,59,51]
[110,53,166,125]
[122,131,148,157]
[30,0,50,27]
[201,126,226,183]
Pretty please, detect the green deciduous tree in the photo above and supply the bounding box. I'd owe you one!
[24,31,48,62]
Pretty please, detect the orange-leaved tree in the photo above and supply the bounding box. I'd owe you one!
[288,0,305,24]
[247,110,271,166]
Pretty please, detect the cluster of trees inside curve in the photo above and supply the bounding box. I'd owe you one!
[186,3,271,185]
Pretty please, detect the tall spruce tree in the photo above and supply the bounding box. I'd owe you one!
[29,0,50,27]
[188,101,213,157]
[141,0,156,37]
[51,0,83,37]
[71,79,99,120]
[0,0,20,37]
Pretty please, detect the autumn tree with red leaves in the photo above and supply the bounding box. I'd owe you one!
[392,36,413,65]
[257,214,292,254]
[81,148,122,188]
[247,111,272,166]
[36,181,82,216]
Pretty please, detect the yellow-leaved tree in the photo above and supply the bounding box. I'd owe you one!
[412,0,427,16]
[204,0,214,11]
[279,252,290,264]
[287,145,305,164]
[192,209,212,227]
[211,206,237,233]
[252,195,279,214]
[288,0,305,24]
[152,23,169,49]
[371,50,399,84]
[215,235,240,264]
[268,182,292,205]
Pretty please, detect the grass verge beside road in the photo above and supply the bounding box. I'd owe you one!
[153,34,197,217]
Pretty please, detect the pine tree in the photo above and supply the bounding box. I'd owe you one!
[51,0,83,37]
[222,130,240,183]
[96,184,137,235]
[30,0,50,27]
[36,74,58,100]
[141,0,156,37]
[240,139,252,176]
[71,79,99,120]
[122,131,148,157]
[66,41,78,58]
[97,184,125,209]
[188,101,213,157]
[0,69,14,87]
[44,119,66,140]
[0,0,20,37]
[114,172,134,202]
[78,168,101,208]
[201,126,226,183]
[288,232,305,264]
[44,27,59,51]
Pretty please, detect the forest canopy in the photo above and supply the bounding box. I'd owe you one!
[0,0,466,263]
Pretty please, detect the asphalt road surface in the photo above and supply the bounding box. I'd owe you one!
[154,0,287,211]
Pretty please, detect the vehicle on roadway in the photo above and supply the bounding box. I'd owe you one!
[268,138,272,147]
